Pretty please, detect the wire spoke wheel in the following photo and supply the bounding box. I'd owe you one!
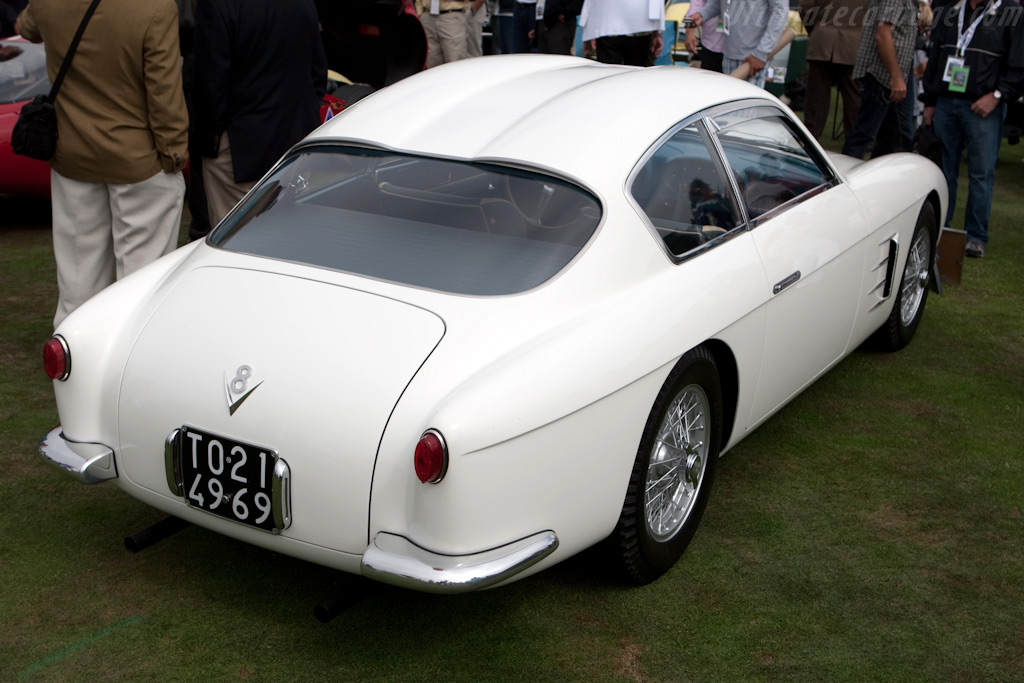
[899,226,930,328]
[873,201,936,351]
[645,384,709,541]
[614,346,722,585]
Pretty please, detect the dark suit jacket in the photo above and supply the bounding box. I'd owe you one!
[1,0,28,37]
[194,0,327,183]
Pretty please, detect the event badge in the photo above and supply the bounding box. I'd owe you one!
[720,12,730,35]
[430,0,440,15]
[949,65,970,93]
[536,0,545,20]
[943,56,964,82]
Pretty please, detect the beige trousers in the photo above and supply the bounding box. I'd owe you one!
[51,169,185,328]
[421,10,469,67]
[203,132,258,228]
[465,4,487,58]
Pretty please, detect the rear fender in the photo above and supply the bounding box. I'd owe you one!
[52,241,203,446]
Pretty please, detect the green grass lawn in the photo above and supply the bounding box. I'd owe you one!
[1,129,1022,681]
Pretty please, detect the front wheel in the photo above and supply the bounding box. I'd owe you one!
[874,201,936,351]
[613,346,723,585]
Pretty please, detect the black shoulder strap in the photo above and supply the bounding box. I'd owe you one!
[47,0,103,101]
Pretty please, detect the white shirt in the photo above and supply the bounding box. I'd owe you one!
[579,0,665,41]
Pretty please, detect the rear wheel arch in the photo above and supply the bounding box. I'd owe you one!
[925,191,942,241]
[703,339,738,449]
[611,344,725,584]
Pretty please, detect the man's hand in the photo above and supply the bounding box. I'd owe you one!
[743,55,766,75]
[923,105,935,126]
[874,22,906,102]
[970,92,1000,118]
[685,27,699,56]
[691,13,704,26]
[890,74,907,103]
[651,32,664,58]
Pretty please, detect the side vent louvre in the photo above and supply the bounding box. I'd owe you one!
[868,235,899,312]
[882,237,899,299]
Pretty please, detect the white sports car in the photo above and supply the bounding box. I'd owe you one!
[40,55,946,594]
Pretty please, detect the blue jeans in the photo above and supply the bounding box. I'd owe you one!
[933,96,1005,244]
[842,74,914,159]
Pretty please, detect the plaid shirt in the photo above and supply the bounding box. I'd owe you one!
[852,0,918,87]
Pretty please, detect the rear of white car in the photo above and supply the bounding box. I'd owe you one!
[41,138,611,588]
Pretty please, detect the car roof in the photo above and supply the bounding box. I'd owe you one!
[308,54,778,188]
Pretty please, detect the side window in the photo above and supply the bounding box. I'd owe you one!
[631,122,742,258]
[713,112,831,221]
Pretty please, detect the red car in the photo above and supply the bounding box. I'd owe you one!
[0,36,51,197]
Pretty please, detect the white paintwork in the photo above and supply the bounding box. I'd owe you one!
[117,267,444,554]
[47,55,947,589]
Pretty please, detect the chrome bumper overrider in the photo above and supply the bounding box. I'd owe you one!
[361,530,559,593]
[38,427,117,484]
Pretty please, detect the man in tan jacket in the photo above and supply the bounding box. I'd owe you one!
[798,0,871,140]
[18,0,188,328]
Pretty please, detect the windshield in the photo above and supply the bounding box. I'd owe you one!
[210,146,603,295]
[0,40,49,105]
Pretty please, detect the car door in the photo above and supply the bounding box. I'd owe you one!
[708,106,870,427]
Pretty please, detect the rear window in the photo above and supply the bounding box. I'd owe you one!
[209,146,602,295]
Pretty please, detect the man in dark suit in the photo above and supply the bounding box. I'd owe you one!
[193,0,327,226]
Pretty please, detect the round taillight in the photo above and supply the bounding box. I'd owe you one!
[43,335,71,381]
[414,430,448,484]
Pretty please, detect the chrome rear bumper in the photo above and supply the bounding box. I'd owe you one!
[361,530,558,593]
[38,426,117,484]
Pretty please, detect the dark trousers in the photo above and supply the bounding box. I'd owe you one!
[698,46,723,73]
[182,52,211,241]
[803,60,859,140]
[536,17,576,55]
[842,74,915,159]
[596,34,653,67]
[493,15,516,54]
[510,2,536,53]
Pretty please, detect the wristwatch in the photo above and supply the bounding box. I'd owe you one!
[993,89,1002,100]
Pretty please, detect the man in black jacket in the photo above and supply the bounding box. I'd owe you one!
[193,0,327,226]
[921,0,1024,258]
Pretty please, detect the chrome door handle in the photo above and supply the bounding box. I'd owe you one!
[773,271,801,295]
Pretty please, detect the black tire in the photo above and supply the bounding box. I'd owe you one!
[613,346,723,585]
[874,201,936,351]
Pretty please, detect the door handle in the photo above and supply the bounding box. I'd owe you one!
[773,271,801,295]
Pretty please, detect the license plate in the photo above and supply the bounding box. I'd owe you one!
[166,426,291,533]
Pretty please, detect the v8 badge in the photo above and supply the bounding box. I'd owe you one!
[225,365,263,415]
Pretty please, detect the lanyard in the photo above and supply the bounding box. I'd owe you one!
[956,0,1001,57]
